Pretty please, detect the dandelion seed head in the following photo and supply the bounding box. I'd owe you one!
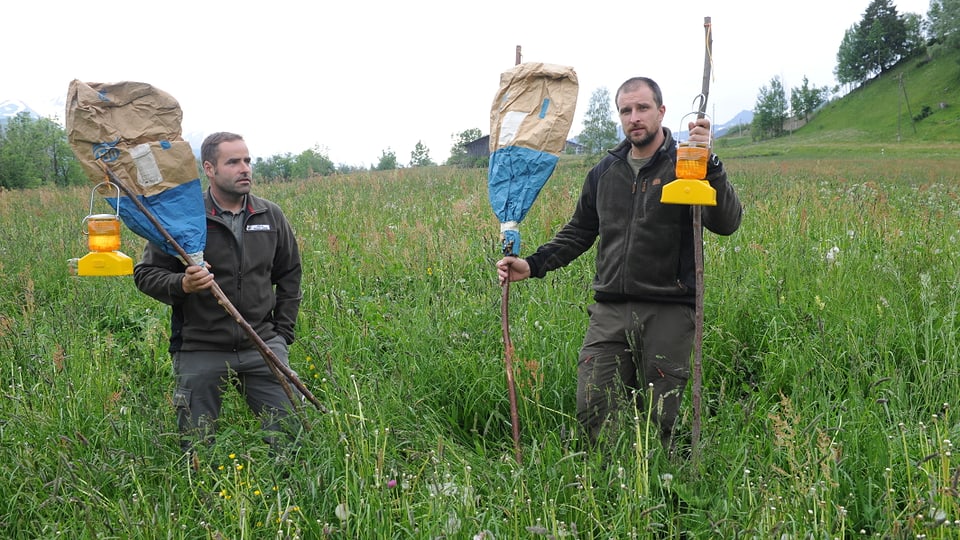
[825,246,840,264]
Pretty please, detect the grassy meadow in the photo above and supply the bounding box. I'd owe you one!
[1,148,959,538]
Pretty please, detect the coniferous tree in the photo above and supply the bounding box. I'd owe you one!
[835,0,914,86]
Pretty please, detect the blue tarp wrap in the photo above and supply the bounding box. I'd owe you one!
[105,178,206,263]
[488,146,559,256]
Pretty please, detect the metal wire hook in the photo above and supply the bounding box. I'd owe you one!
[82,181,122,235]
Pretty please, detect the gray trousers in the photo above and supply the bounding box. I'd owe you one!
[577,301,695,450]
[172,335,298,451]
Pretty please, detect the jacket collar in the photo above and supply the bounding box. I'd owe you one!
[204,189,266,217]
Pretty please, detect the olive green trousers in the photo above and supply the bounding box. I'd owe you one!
[576,301,695,450]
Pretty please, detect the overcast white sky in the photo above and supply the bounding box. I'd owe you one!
[2,0,931,168]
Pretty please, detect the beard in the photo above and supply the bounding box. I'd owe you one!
[629,127,659,151]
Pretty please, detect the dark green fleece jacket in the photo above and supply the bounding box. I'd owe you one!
[526,128,742,305]
[134,190,302,352]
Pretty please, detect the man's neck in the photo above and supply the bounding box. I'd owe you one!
[211,190,245,214]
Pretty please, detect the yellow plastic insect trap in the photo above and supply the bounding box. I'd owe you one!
[661,16,717,207]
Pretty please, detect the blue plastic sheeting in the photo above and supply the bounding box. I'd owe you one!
[488,145,559,256]
[106,178,206,262]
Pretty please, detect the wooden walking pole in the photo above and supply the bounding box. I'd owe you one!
[497,45,525,465]
[690,15,713,462]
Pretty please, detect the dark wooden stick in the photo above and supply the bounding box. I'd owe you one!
[501,267,522,464]
[690,16,713,463]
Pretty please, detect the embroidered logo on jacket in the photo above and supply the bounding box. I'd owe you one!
[246,224,272,231]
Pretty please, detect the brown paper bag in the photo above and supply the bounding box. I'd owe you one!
[489,63,579,155]
[65,80,199,197]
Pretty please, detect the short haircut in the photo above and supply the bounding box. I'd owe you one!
[614,77,663,109]
[201,132,244,167]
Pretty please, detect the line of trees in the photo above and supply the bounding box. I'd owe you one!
[751,0,960,141]
[0,111,356,189]
[252,146,339,181]
[752,76,831,140]
[0,111,483,188]
[375,129,485,170]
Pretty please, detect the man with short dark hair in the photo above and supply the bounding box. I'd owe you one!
[496,77,742,452]
[135,132,303,457]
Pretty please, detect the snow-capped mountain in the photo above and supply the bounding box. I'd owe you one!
[0,99,41,124]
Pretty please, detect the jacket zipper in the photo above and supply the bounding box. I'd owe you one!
[622,167,645,291]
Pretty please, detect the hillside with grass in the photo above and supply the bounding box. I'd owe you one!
[717,48,960,159]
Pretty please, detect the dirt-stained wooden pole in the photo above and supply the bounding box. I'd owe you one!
[690,15,713,463]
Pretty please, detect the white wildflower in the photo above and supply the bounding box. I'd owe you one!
[825,245,840,264]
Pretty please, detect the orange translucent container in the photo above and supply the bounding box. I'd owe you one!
[86,214,122,252]
[676,142,709,179]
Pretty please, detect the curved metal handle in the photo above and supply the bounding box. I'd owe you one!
[83,181,122,235]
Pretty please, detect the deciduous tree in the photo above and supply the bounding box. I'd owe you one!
[409,141,435,167]
[577,87,618,154]
[752,77,788,140]
[928,0,960,53]
[790,76,829,122]
[445,128,482,167]
[374,148,398,171]
[0,112,84,189]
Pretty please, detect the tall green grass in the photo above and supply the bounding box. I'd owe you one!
[1,155,958,538]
